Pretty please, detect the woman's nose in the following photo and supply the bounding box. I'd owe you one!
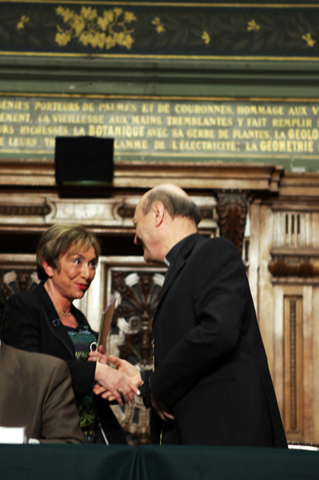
[81,263,90,279]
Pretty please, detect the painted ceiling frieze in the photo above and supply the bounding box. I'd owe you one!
[0,2,318,60]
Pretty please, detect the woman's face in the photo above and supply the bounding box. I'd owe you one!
[48,244,98,302]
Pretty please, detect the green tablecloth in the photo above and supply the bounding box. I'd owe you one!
[0,444,318,480]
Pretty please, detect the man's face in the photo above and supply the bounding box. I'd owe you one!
[133,201,160,263]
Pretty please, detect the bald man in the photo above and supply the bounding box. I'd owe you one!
[132,183,287,447]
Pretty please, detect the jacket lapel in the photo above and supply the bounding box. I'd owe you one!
[35,283,78,358]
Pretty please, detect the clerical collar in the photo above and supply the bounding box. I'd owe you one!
[163,257,170,267]
[164,236,189,268]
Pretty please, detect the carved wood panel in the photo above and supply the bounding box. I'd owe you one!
[269,206,319,444]
[0,256,38,299]
[217,193,247,254]
[284,295,304,440]
[99,260,166,445]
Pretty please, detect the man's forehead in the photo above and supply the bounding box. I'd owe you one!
[135,198,145,215]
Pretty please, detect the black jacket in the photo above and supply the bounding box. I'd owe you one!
[149,234,287,447]
[4,282,126,444]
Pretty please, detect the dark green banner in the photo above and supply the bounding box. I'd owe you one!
[1,93,319,170]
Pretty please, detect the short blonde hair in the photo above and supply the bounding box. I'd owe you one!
[36,223,100,281]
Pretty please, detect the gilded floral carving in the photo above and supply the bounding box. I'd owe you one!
[152,17,164,34]
[16,15,29,30]
[55,6,136,50]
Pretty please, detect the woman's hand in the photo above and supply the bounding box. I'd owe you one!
[88,345,108,364]
[94,361,141,405]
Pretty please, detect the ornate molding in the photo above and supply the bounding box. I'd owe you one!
[45,198,126,225]
[279,172,319,198]
[0,160,284,192]
[0,191,218,235]
[117,206,135,219]
[0,204,50,216]
[115,204,215,221]
[0,160,55,186]
[269,248,319,278]
[217,193,247,254]
[114,161,284,192]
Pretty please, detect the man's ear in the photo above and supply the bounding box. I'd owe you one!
[42,260,54,278]
[153,201,165,227]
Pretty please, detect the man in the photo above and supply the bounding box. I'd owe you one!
[0,288,84,443]
[132,183,287,447]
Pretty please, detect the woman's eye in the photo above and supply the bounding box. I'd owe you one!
[73,258,82,265]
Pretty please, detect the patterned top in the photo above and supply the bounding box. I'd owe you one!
[66,325,98,443]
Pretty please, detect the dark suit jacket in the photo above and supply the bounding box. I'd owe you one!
[149,234,287,447]
[0,342,84,443]
[4,282,127,444]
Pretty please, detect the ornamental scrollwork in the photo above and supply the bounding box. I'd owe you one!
[152,17,164,34]
[0,270,39,297]
[55,6,136,50]
[302,33,315,48]
[16,15,29,30]
[202,32,210,45]
[247,20,260,32]
[108,268,165,445]
[217,194,247,255]
[111,270,164,366]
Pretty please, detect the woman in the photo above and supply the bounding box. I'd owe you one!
[4,223,141,444]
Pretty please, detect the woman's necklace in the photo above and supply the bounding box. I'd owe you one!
[53,303,71,317]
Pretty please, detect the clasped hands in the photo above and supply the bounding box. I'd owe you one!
[88,346,175,423]
[88,346,143,406]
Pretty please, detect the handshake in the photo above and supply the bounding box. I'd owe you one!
[88,346,175,423]
[88,346,143,406]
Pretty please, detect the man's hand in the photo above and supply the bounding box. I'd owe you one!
[94,361,140,405]
[151,392,175,423]
[108,355,143,390]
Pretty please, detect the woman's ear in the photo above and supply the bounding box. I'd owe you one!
[42,260,54,278]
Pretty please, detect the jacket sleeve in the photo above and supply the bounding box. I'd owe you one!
[5,292,44,352]
[140,370,152,408]
[151,238,249,407]
[40,359,84,444]
[64,359,96,399]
